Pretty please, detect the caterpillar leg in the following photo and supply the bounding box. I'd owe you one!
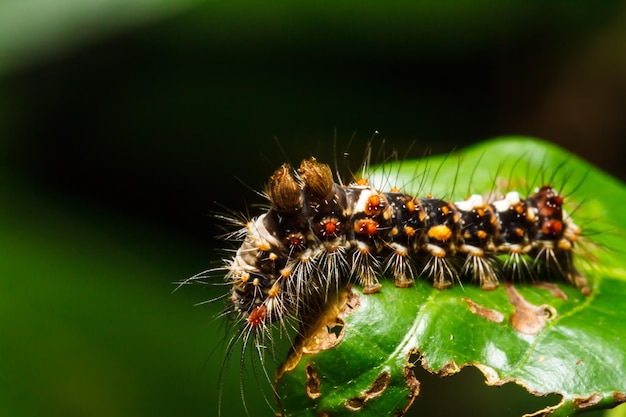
[385,242,415,288]
[423,244,457,289]
[456,195,500,290]
[351,241,382,294]
[533,241,591,295]
[501,248,533,281]
[459,247,499,290]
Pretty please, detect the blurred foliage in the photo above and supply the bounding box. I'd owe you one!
[1,1,626,417]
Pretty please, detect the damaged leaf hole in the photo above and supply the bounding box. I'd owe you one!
[462,298,505,323]
[299,288,359,355]
[506,284,559,335]
[326,323,344,339]
[305,364,396,412]
[405,350,561,417]
[305,363,321,400]
[542,305,557,321]
[345,370,392,411]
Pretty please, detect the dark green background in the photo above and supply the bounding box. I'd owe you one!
[1,2,625,416]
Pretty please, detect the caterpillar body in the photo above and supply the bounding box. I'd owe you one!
[227,157,590,332]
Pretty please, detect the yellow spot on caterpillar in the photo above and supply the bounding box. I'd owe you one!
[280,267,293,279]
[268,285,280,298]
[428,225,452,242]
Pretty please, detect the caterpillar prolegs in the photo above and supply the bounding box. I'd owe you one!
[227,156,590,331]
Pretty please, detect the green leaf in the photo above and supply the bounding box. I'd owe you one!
[275,137,626,417]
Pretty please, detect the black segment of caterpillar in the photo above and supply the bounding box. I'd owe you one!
[228,157,590,331]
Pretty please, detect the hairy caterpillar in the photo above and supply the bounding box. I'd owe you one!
[188,142,595,415]
[227,157,589,330]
